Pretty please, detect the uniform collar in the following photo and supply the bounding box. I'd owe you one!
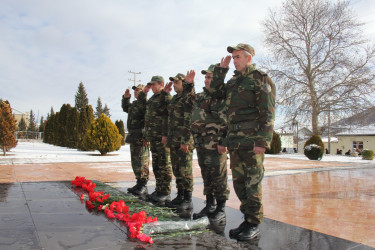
[234,64,257,77]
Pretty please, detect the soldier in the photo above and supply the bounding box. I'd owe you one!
[139,76,172,206]
[190,64,230,223]
[164,72,195,210]
[208,44,276,241]
[121,84,149,196]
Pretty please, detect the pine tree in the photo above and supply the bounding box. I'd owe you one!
[115,120,126,145]
[103,104,111,118]
[27,110,37,132]
[85,114,122,155]
[18,116,27,131]
[66,106,79,148]
[39,116,44,133]
[27,110,37,139]
[95,97,103,118]
[0,100,18,156]
[75,82,89,113]
[57,104,70,146]
[78,105,95,150]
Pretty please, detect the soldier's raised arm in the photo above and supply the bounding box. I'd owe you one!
[121,88,131,113]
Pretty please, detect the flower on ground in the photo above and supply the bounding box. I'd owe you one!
[72,176,155,244]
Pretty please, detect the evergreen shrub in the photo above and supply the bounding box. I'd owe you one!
[304,134,324,160]
[85,114,123,155]
[361,149,374,160]
[266,131,281,154]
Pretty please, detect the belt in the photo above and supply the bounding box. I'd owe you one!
[228,121,258,131]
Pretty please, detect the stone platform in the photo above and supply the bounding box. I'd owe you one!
[0,157,374,249]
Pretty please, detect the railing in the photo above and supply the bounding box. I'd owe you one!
[14,131,43,140]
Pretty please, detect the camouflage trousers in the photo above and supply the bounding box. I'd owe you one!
[129,143,150,182]
[196,148,230,200]
[150,139,172,195]
[170,146,193,192]
[229,149,264,224]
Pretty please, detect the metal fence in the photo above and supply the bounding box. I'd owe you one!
[14,131,43,140]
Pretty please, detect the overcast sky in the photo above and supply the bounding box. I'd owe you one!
[1,0,375,129]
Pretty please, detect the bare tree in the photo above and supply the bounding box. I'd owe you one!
[262,0,375,134]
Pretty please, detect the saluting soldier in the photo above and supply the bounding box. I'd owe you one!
[121,84,150,196]
[190,64,230,223]
[164,71,195,210]
[208,44,276,241]
[139,76,173,206]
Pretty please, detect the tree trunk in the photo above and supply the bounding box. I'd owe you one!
[311,107,319,135]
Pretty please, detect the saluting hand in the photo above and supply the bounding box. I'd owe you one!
[124,88,131,98]
[164,82,173,93]
[185,70,195,84]
[143,84,151,93]
[220,55,231,68]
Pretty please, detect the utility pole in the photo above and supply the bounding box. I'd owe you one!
[328,104,331,154]
[128,71,141,87]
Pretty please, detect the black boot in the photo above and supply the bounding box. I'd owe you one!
[208,199,226,224]
[193,194,216,220]
[151,191,171,206]
[133,179,148,196]
[176,191,193,210]
[229,220,248,238]
[232,222,260,241]
[146,190,158,201]
[127,179,140,194]
[166,189,184,208]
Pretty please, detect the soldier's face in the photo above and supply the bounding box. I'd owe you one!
[204,73,213,88]
[173,79,183,94]
[232,50,252,74]
[134,88,141,99]
[151,82,163,94]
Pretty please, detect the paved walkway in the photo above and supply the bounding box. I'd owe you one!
[1,157,375,249]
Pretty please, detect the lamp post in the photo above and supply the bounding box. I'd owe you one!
[292,120,299,153]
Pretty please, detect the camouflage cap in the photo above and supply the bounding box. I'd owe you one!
[227,43,255,56]
[201,64,215,75]
[169,73,186,82]
[132,84,145,90]
[147,75,164,85]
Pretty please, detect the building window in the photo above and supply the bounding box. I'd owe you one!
[352,141,363,153]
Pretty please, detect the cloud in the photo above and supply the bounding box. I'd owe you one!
[1,0,373,126]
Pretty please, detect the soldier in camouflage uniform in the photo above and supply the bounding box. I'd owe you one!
[208,44,276,241]
[121,84,150,196]
[164,72,195,210]
[138,76,173,206]
[190,64,230,223]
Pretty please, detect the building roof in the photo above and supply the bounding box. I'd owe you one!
[336,126,375,136]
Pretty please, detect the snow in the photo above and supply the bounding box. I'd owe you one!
[0,140,373,165]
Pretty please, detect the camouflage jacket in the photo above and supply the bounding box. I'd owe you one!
[191,88,227,150]
[139,90,171,141]
[166,81,194,148]
[121,96,146,143]
[208,64,276,150]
